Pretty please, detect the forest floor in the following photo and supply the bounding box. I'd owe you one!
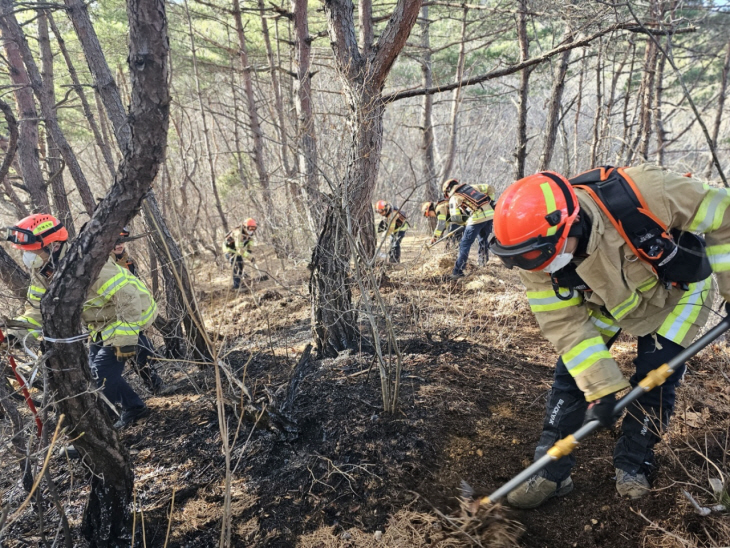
[3,233,730,547]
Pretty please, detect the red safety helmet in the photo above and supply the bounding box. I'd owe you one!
[6,214,69,251]
[375,200,390,214]
[489,172,580,271]
[244,218,258,230]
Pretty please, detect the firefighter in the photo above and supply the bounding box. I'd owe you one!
[108,226,163,394]
[223,218,257,289]
[376,200,408,263]
[443,179,495,280]
[112,226,138,276]
[6,214,158,429]
[421,199,463,248]
[489,165,728,506]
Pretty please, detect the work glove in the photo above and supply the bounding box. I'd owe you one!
[584,392,620,428]
[377,220,387,233]
[429,237,436,245]
[114,345,137,360]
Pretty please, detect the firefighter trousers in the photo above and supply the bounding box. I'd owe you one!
[389,231,406,263]
[534,332,686,483]
[89,342,145,412]
[453,221,492,276]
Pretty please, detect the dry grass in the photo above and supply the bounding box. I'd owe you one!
[297,502,522,548]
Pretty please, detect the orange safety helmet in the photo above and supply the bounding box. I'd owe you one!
[421,202,435,217]
[119,226,131,238]
[244,218,258,230]
[375,200,390,214]
[6,214,69,251]
[489,172,580,271]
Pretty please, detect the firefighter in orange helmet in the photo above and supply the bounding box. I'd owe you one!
[223,218,257,289]
[489,165,729,507]
[375,200,408,263]
[5,214,158,428]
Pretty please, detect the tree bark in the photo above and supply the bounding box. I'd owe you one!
[634,6,660,164]
[0,245,29,300]
[38,8,75,238]
[41,0,169,545]
[0,0,96,217]
[513,0,530,180]
[706,39,730,178]
[292,0,323,233]
[0,18,50,213]
[310,0,421,357]
[419,4,438,214]
[538,28,571,171]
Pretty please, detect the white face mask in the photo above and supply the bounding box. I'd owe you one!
[542,241,573,274]
[22,251,44,270]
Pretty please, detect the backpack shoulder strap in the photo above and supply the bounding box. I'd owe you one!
[569,166,671,272]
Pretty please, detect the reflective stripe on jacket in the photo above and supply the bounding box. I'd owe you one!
[449,183,495,226]
[432,200,453,239]
[223,228,254,258]
[385,209,409,235]
[11,254,157,347]
[520,164,721,401]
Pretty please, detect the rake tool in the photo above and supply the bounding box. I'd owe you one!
[0,327,43,437]
[479,312,730,506]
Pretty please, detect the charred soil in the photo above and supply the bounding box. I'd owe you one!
[2,237,730,547]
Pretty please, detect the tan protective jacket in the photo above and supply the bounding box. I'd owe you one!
[432,200,452,239]
[13,252,157,348]
[520,165,728,401]
[223,227,254,259]
[448,183,495,226]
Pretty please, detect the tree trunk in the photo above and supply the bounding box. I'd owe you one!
[439,7,468,183]
[0,245,29,300]
[634,11,659,163]
[38,9,75,238]
[258,0,294,179]
[706,39,730,178]
[0,18,50,213]
[292,0,322,233]
[513,0,530,180]
[538,28,571,171]
[654,35,668,166]
[232,0,274,216]
[310,0,421,357]
[0,0,96,216]
[420,4,438,216]
[65,0,209,359]
[0,98,29,218]
[48,12,116,178]
[41,0,169,545]
[618,39,638,164]
[573,50,586,173]
[184,0,227,233]
[589,38,603,166]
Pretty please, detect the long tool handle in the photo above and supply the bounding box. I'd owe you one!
[426,226,465,249]
[481,313,730,505]
[0,328,43,437]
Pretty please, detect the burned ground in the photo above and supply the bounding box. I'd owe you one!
[2,236,730,547]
